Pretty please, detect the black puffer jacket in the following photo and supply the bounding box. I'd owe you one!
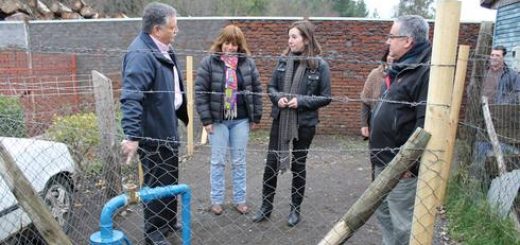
[195,54,262,126]
[268,56,332,126]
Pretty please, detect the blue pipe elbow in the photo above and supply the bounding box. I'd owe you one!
[99,195,129,239]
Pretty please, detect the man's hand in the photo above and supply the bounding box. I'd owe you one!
[361,127,370,138]
[250,122,259,130]
[287,97,298,109]
[400,171,414,179]
[121,139,139,165]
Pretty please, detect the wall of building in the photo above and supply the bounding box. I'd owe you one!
[493,2,520,70]
[0,17,481,135]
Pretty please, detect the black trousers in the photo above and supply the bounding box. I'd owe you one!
[138,143,179,243]
[260,119,316,208]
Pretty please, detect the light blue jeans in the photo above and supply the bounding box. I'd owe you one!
[470,140,519,182]
[209,119,250,205]
[374,165,417,245]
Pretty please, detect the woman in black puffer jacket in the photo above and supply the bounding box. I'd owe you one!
[195,24,262,216]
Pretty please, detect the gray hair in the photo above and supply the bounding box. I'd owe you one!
[142,2,177,34]
[396,15,429,44]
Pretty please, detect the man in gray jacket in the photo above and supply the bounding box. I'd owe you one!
[470,46,520,181]
[120,2,188,244]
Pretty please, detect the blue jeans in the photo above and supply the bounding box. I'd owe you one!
[209,119,250,205]
[374,165,417,245]
[470,140,520,181]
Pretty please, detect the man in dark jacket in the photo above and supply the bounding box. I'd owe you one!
[369,15,431,245]
[120,2,188,244]
[470,46,520,180]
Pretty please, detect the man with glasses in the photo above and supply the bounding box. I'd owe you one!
[120,2,188,244]
[369,15,431,245]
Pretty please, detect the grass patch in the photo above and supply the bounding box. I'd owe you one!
[446,178,520,245]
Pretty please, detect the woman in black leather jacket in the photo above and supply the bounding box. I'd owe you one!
[252,20,331,227]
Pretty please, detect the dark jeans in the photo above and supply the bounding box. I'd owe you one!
[260,119,316,208]
[138,143,179,244]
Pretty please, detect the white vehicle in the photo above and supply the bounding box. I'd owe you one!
[0,137,76,242]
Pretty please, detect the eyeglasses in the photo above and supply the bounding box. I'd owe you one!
[387,34,409,39]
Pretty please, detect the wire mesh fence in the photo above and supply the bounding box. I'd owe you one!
[0,21,519,245]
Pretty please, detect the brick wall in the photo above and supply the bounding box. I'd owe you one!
[0,51,79,135]
[0,18,481,135]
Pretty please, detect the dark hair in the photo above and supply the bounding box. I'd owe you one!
[141,2,177,34]
[210,24,251,55]
[493,45,507,56]
[283,20,322,69]
[381,48,390,63]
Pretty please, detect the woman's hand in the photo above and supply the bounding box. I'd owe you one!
[287,97,298,108]
[205,124,214,134]
[361,127,370,138]
[278,97,289,108]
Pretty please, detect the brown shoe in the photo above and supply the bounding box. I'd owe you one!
[234,203,250,214]
[210,204,223,215]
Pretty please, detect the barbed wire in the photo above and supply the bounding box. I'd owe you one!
[1,46,473,68]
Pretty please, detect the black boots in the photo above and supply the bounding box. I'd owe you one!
[287,206,301,227]
[252,204,273,223]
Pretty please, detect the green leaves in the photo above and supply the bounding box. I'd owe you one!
[45,113,99,170]
[0,95,26,138]
[395,0,435,19]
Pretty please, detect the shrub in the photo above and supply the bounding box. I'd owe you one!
[0,95,26,137]
[46,113,99,169]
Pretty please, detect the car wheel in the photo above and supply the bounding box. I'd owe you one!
[43,175,73,233]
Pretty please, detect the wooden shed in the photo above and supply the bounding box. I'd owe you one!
[481,0,520,71]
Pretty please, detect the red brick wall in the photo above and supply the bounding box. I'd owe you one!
[0,51,79,135]
[229,20,480,135]
[0,19,480,136]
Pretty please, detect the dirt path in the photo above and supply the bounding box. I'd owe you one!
[71,134,382,244]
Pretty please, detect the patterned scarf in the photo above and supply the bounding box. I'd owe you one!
[278,54,307,173]
[221,55,239,119]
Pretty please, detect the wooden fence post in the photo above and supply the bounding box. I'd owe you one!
[92,70,121,199]
[462,21,494,163]
[410,1,461,244]
[437,45,470,203]
[319,128,431,245]
[0,142,72,245]
[186,56,194,157]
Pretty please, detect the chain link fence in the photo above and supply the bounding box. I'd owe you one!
[0,23,518,245]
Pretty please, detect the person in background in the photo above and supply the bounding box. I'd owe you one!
[195,24,263,216]
[360,49,392,180]
[252,20,332,227]
[120,2,188,244]
[469,46,520,182]
[369,15,431,245]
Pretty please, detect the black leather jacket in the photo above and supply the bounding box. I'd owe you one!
[268,56,332,126]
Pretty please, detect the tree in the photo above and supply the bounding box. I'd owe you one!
[394,0,435,19]
[266,0,336,17]
[371,9,380,18]
[330,0,369,17]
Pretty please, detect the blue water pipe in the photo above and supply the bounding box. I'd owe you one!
[90,184,192,245]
